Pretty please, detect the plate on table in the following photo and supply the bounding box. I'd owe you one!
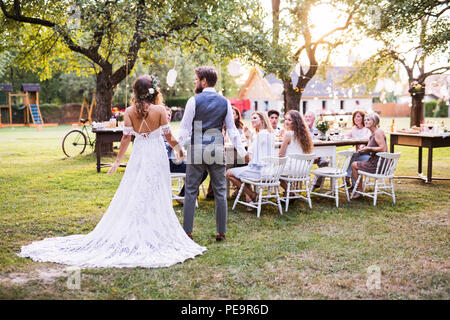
[398,128,420,134]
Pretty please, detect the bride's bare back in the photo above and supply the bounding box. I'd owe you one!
[125,103,168,133]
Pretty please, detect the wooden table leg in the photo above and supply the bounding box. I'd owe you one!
[418,146,422,174]
[96,135,101,173]
[427,147,433,184]
[390,140,394,153]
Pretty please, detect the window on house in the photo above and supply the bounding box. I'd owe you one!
[340,100,344,110]
[264,101,269,111]
[322,100,326,110]
[302,101,307,115]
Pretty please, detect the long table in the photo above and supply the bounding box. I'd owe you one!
[91,126,368,177]
[226,138,369,165]
[390,132,450,184]
[309,139,369,167]
[225,138,368,197]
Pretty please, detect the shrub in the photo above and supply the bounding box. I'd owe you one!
[165,98,189,108]
[425,101,437,117]
[435,100,449,118]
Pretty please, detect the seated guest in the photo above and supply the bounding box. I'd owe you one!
[226,111,274,210]
[233,106,250,136]
[345,110,372,187]
[163,106,207,204]
[304,111,319,135]
[351,113,387,199]
[304,110,329,189]
[224,107,250,197]
[278,110,314,194]
[224,106,251,143]
[268,109,284,138]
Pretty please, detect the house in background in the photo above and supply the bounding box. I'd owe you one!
[425,74,450,104]
[237,68,283,118]
[238,67,379,118]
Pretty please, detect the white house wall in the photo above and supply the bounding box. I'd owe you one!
[242,99,283,119]
[301,98,373,114]
[240,98,373,119]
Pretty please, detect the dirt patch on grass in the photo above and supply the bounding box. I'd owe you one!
[0,265,68,286]
[417,210,449,227]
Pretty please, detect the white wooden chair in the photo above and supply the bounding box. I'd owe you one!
[170,173,186,203]
[170,173,204,209]
[310,149,354,207]
[279,153,316,212]
[232,157,287,217]
[351,152,401,206]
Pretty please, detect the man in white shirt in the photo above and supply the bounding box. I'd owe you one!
[268,109,283,137]
[178,66,247,242]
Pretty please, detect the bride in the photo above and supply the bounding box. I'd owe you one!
[19,75,206,268]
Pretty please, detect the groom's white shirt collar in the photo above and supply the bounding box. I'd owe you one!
[202,87,216,93]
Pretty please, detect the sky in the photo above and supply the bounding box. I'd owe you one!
[257,0,380,64]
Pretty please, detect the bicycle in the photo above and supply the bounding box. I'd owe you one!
[62,118,96,157]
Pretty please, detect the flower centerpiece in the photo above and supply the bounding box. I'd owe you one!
[316,119,330,140]
[112,107,126,127]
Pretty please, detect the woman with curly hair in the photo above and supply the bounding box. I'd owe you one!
[278,110,314,194]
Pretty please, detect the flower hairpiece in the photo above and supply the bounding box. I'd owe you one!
[137,75,160,100]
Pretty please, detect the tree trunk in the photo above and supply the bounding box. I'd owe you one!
[409,86,425,127]
[95,69,115,155]
[95,70,114,122]
[283,79,301,112]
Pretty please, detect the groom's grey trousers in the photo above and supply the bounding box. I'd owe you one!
[183,145,227,234]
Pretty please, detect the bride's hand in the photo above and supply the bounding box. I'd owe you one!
[175,149,184,162]
[107,161,120,175]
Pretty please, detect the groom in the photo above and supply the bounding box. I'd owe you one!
[178,66,247,241]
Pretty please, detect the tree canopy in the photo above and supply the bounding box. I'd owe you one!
[0,0,270,120]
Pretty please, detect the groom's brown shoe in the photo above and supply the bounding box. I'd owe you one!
[186,232,194,240]
[215,233,226,242]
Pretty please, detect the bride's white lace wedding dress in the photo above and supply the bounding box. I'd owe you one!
[19,122,206,268]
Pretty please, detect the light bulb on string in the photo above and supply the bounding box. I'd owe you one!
[227,59,241,77]
[167,69,178,87]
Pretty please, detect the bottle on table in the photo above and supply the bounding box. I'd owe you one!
[109,116,116,128]
[390,119,396,133]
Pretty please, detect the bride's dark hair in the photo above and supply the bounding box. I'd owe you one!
[131,75,163,119]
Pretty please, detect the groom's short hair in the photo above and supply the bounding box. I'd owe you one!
[195,66,218,87]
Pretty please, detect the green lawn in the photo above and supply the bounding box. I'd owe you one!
[0,117,449,299]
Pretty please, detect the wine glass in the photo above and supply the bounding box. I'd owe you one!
[334,129,340,141]
[329,128,335,141]
[313,131,319,140]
